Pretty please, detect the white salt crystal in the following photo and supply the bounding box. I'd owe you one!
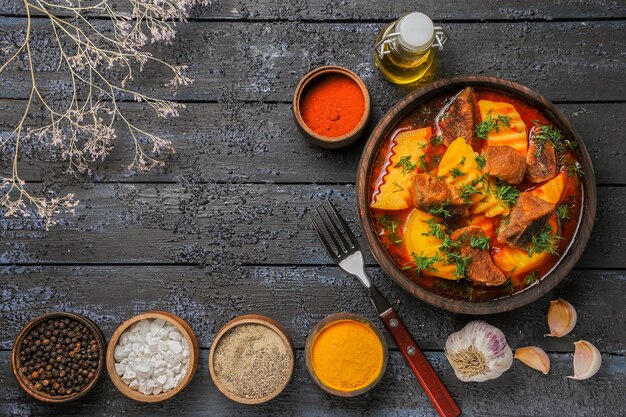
[113,318,190,396]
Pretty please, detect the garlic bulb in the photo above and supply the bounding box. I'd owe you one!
[568,340,602,380]
[445,321,513,382]
[546,299,577,337]
[514,346,550,374]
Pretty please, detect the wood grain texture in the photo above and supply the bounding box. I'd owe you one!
[1,100,623,185]
[2,0,625,20]
[0,183,622,268]
[1,350,625,417]
[0,19,625,103]
[1,266,624,354]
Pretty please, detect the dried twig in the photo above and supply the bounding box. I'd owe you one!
[0,0,207,228]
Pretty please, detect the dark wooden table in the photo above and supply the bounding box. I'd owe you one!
[1,1,625,416]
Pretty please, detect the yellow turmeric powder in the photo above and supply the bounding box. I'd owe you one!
[311,319,384,392]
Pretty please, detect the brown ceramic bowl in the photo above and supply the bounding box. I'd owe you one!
[304,313,388,397]
[356,76,597,315]
[208,314,294,405]
[293,65,371,148]
[106,311,199,403]
[11,312,106,403]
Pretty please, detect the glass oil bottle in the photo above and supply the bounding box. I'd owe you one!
[374,12,447,85]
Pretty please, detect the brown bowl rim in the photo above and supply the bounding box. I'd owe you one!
[293,65,371,149]
[356,75,597,315]
[208,314,295,405]
[304,312,388,397]
[11,311,106,403]
[105,311,199,403]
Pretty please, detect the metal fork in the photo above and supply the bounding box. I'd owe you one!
[309,200,461,417]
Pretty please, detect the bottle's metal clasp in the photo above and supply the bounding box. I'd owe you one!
[432,26,448,51]
[375,31,400,60]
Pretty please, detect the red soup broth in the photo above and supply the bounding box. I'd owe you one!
[369,88,582,301]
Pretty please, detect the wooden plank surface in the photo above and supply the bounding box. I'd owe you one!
[1,266,624,354]
[2,101,624,185]
[1,19,625,103]
[1,1,625,416]
[1,350,625,417]
[2,0,625,20]
[1,184,623,268]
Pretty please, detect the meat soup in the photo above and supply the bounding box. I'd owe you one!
[369,87,583,301]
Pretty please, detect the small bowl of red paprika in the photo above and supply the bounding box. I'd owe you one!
[293,66,371,149]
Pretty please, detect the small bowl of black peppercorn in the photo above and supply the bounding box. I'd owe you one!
[11,312,106,403]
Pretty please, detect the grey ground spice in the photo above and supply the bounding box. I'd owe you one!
[213,323,291,399]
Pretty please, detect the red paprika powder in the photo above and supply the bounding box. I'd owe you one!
[300,74,365,138]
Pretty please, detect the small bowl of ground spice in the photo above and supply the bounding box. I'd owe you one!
[106,311,200,402]
[305,312,388,397]
[209,314,294,404]
[11,312,106,403]
[293,65,371,148]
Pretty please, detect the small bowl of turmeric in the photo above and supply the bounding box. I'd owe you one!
[305,312,388,397]
[293,66,371,149]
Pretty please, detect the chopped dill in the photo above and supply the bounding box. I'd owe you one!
[379,213,403,246]
[423,218,445,239]
[469,235,490,250]
[531,123,577,156]
[391,181,404,192]
[449,167,465,178]
[418,154,429,172]
[556,203,571,221]
[428,203,452,219]
[524,272,539,285]
[567,162,584,177]
[411,252,442,274]
[527,224,561,257]
[496,180,520,206]
[430,135,444,146]
[459,184,480,203]
[395,155,418,174]
[475,113,512,139]
[475,154,487,169]
[458,156,466,166]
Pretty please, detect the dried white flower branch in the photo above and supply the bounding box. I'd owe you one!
[0,0,207,228]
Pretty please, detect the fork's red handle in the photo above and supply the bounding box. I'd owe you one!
[379,308,461,417]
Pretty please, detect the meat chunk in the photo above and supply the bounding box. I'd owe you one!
[497,192,554,248]
[451,225,507,286]
[411,173,467,217]
[526,128,558,183]
[483,145,526,184]
[438,87,479,148]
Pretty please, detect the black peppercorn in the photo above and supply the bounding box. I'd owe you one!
[17,317,101,397]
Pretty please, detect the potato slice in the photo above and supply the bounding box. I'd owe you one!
[371,128,431,210]
[529,172,567,205]
[492,214,559,277]
[478,100,528,156]
[404,209,457,280]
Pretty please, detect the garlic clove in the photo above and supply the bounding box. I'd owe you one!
[546,299,577,337]
[514,346,550,374]
[567,340,602,381]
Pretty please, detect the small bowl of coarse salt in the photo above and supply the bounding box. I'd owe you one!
[105,311,199,402]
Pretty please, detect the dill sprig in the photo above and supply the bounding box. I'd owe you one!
[411,252,442,273]
[430,135,444,146]
[567,162,584,177]
[428,202,452,219]
[556,203,571,221]
[475,155,487,169]
[423,218,445,239]
[449,167,465,178]
[524,272,539,285]
[459,184,480,203]
[378,213,403,246]
[496,180,520,206]
[395,155,418,175]
[527,224,561,257]
[475,113,512,139]
[469,235,490,250]
[531,123,578,156]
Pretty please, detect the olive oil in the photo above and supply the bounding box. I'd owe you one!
[374,13,446,85]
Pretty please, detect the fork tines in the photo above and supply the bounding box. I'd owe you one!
[308,200,361,261]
